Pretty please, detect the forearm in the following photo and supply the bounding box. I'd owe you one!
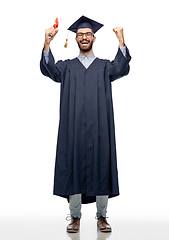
[119,39,125,47]
[119,45,126,58]
[44,42,50,51]
[40,49,62,83]
[110,46,131,81]
[40,49,55,78]
[43,49,50,64]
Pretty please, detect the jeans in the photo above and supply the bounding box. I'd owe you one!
[69,194,109,219]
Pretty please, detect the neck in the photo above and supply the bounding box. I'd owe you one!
[80,49,93,56]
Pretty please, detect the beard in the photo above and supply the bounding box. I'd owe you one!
[77,39,94,52]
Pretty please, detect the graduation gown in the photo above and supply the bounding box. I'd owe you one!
[40,47,131,204]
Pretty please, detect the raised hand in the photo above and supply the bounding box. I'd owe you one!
[113,27,125,47]
[44,27,59,51]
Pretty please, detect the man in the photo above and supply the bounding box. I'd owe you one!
[40,15,131,233]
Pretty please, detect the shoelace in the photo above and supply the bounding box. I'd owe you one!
[66,214,72,221]
[66,214,80,224]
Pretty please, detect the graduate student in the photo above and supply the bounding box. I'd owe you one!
[40,15,131,233]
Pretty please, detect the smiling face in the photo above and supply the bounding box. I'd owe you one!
[76,28,96,55]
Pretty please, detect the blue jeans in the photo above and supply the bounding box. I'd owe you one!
[69,194,109,219]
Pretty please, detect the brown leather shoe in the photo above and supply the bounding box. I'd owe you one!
[97,216,112,232]
[67,217,80,233]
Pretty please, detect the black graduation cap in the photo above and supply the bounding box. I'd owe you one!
[64,15,103,48]
[68,15,104,34]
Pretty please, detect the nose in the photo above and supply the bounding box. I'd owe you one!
[82,33,87,39]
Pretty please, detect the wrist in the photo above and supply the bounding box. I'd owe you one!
[44,42,50,51]
[119,39,125,47]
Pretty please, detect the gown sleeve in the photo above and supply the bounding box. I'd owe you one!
[40,49,65,83]
[109,46,131,82]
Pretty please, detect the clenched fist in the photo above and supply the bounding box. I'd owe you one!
[113,27,125,47]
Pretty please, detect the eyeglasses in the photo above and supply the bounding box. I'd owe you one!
[76,32,94,39]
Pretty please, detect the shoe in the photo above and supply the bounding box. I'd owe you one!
[97,216,112,232]
[66,217,80,233]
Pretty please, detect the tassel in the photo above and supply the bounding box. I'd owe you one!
[64,31,69,48]
[64,39,68,48]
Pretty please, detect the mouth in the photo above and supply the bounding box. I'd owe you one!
[81,41,89,46]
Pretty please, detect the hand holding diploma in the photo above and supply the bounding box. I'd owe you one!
[44,18,60,51]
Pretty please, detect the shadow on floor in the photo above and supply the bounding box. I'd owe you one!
[67,230,112,240]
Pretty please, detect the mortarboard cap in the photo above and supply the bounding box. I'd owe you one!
[68,15,104,33]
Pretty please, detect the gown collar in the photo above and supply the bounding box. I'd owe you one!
[77,53,96,61]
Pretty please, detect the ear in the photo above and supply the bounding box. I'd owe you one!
[93,36,96,43]
[75,37,78,43]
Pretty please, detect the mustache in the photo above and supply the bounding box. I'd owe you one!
[80,40,90,43]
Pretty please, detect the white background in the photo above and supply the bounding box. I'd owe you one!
[0,0,169,235]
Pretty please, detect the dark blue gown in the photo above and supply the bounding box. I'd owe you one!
[40,47,131,204]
